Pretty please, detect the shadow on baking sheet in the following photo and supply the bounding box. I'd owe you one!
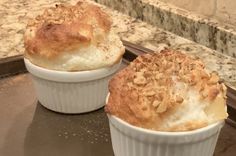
[23,101,114,156]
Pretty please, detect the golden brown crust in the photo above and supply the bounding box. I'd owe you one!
[24,1,112,59]
[105,50,228,131]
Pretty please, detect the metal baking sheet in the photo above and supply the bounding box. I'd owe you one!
[1,42,236,156]
[0,61,236,156]
[0,62,128,156]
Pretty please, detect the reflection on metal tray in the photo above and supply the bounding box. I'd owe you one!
[0,40,236,156]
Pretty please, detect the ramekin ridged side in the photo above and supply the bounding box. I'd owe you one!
[31,75,113,113]
[107,115,224,156]
[24,58,121,113]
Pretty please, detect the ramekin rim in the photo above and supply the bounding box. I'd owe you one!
[24,58,121,82]
[107,114,224,136]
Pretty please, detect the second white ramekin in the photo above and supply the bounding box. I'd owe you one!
[106,95,225,156]
[24,58,121,114]
[108,115,224,156]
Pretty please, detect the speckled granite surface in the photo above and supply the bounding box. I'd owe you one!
[0,0,236,90]
[0,0,76,58]
[94,0,236,58]
[111,11,236,90]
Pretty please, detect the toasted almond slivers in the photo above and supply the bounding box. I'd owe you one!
[201,89,208,98]
[152,100,160,107]
[199,83,205,91]
[156,102,167,113]
[144,90,156,96]
[208,72,219,84]
[155,73,163,80]
[133,76,147,85]
[175,95,184,103]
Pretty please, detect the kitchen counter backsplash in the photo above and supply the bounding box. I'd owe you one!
[94,0,236,58]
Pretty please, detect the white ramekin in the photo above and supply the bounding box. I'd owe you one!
[106,95,225,156]
[24,58,121,113]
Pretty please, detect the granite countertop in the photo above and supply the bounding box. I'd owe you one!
[94,0,236,58]
[110,11,236,89]
[1,0,235,89]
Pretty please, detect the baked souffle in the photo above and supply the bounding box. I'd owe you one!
[24,1,125,71]
[105,50,228,132]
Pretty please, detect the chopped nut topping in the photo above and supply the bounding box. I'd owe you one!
[155,73,163,80]
[133,77,147,85]
[156,102,167,113]
[175,95,184,103]
[133,72,147,85]
[115,50,223,116]
[199,83,205,92]
[156,92,164,101]
[201,89,208,99]
[208,72,219,85]
[143,90,156,96]
[106,50,227,132]
[152,100,160,107]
